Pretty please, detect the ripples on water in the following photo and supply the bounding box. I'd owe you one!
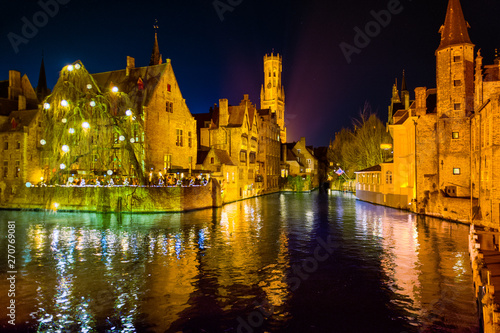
[0,191,479,332]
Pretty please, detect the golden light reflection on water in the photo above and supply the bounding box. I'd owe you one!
[0,194,479,332]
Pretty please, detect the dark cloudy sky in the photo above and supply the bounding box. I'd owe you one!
[1,0,499,146]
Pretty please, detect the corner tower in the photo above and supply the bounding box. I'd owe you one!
[436,0,474,198]
[260,53,286,143]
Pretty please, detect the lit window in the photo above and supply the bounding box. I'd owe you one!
[176,129,183,146]
[452,132,459,139]
[386,171,392,184]
[167,84,171,92]
[453,168,461,175]
[188,132,192,148]
[240,151,247,163]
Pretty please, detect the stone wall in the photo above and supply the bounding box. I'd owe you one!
[0,179,221,213]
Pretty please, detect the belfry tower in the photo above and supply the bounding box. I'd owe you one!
[436,0,474,197]
[260,53,286,143]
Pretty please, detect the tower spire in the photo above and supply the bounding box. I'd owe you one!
[36,53,49,102]
[437,0,472,51]
[149,19,162,66]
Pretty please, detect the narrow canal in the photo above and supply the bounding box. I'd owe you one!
[0,191,479,332]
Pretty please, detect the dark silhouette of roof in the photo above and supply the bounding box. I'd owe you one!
[437,0,472,51]
[36,57,49,102]
[149,32,161,66]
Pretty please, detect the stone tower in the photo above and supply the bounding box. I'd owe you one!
[436,0,474,197]
[260,53,286,143]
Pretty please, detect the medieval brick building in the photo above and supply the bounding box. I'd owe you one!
[373,0,500,225]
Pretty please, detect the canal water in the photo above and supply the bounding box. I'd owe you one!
[0,191,479,332]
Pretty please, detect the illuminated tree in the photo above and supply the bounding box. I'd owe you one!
[40,61,146,184]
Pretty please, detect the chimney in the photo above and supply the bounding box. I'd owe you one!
[219,99,229,127]
[8,70,22,100]
[415,87,427,116]
[126,56,135,76]
[18,95,26,111]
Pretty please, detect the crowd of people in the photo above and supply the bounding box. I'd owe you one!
[37,173,210,187]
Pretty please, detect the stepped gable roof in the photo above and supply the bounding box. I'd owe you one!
[92,64,167,113]
[0,109,38,132]
[437,0,472,51]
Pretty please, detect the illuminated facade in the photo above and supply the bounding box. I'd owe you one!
[261,53,286,143]
[0,70,43,198]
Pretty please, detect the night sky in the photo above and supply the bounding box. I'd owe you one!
[1,0,499,146]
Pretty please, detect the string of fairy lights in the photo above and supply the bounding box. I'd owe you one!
[38,61,145,185]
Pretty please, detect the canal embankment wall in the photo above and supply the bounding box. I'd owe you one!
[0,179,222,213]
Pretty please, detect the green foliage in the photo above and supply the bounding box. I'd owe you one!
[328,103,392,178]
[285,175,311,192]
[40,61,146,184]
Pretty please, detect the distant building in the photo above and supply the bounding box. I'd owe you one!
[281,137,319,190]
[196,95,260,202]
[261,53,286,143]
[0,70,42,198]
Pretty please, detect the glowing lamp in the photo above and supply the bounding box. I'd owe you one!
[62,118,67,123]
[132,116,136,121]
[53,202,59,209]
[43,103,50,110]
[67,65,74,71]
[119,135,125,141]
[68,177,74,183]
[61,100,68,107]
[130,138,135,143]
[75,63,81,70]
[112,86,119,92]
[125,109,132,116]
[26,182,31,188]
[69,128,75,134]
[62,145,69,152]
[380,143,393,150]
[107,170,113,176]
[86,84,92,90]
[40,139,46,145]
[90,101,96,107]
[40,177,44,181]
[82,122,90,129]
[60,163,66,170]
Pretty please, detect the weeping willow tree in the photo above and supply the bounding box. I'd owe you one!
[40,60,146,185]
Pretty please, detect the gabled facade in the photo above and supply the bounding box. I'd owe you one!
[92,55,197,175]
[0,70,42,198]
[197,95,261,201]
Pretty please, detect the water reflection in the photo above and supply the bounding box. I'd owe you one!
[0,192,478,332]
